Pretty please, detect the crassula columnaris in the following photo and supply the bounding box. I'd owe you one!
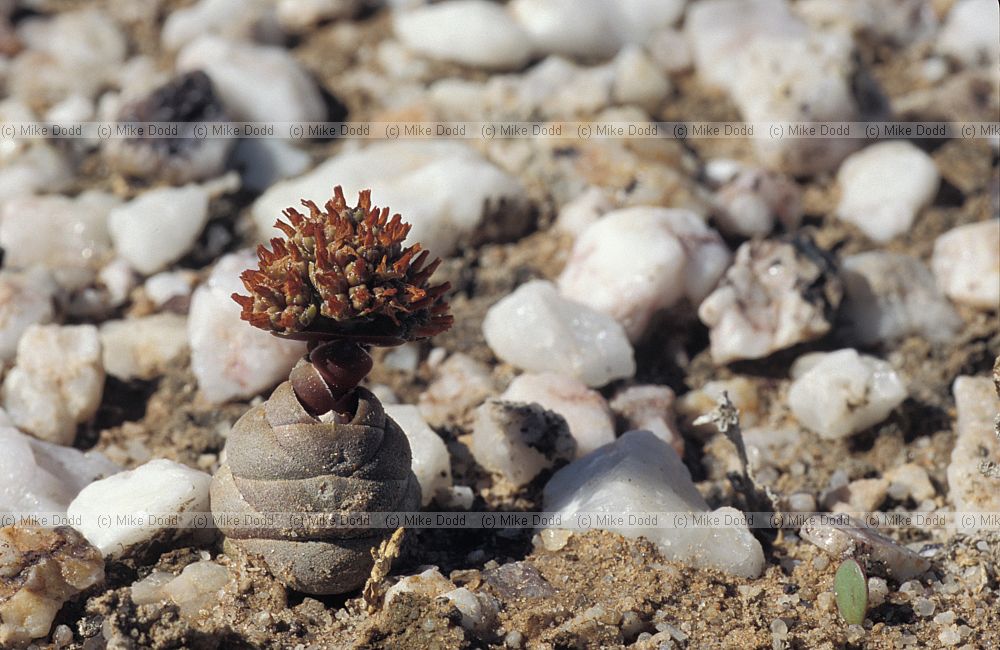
[211,186,451,594]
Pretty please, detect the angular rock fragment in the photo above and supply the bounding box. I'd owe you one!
[108,184,211,276]
[0,192,118,290]
[472,399,575,487]
[0,425,119,513]
[483,280,635,387]
[835,141,940,243]
[801,521,929,581]
[384,405,452,506]
[931,220,1000,311]
[103,71,234,184]
[418,353,496,428]
[0,526,104,648]
[0,268,56,364]
[1,325,104,446]
[188,250,305,404]
[544,430,765,577]
[68,459,212,559]
[100,313,188,381]
[129,560,232,620]
[558,207,730,341]
[609,385,683,454]
[788,349,907,440]
[698,237,842,364]
[840,252,961,345]
[502,372,615,457]
[947,376,1000,529]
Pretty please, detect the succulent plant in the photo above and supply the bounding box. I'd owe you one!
[211,187,451,594]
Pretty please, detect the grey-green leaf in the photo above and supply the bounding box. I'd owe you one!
[834,558,869,625]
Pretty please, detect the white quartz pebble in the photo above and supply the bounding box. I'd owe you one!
[384,567,454,605]
[130,571,176,605]
[686,0,862,173]
[0,145,74,202]
[0,425,119,513]
[710,164,802,237]
[162,561,232,619]
[393,0,534,70]
[0,191,119,289]
[936,0,1000,67]
[947,376,1000,529]
[788,349,907,440]
[97,258,138,309]
[471,399,575,487]
[841,251,962,345]
[698,239,842,364]
[99,314,189,381]
[188,250,305,404]
[143,270,198,309]
[483,280,635,387]
[558,207,730,341]
[68,459,212,558]
[108,184,210,276]
[384,405,452,506]
[418,352,495,427]
[510,0,685,60]
[544,430,765,577]
[442,587,498,635]
[252,141,524,258]
[731,32,860,174]
[614,0,688,44]
[835,142,940,243]
[177,35,326,122]
[9,9,126,104]
[885,463,936,503]
[554,187,613,236]
[276,0,364,33]
[611,47,671,113]
[931,220,1000,310]
[502,372,615,457]
[609,385,683,454]
[0,268,56,364]
[685,0,806,92]
[162,0,280,50]
[2,325,104,445]
[509,0,623,59]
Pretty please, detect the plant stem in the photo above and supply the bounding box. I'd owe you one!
[290,340,373,416]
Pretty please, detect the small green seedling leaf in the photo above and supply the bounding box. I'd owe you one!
[834,558,869,625]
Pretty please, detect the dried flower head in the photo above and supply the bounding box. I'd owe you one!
[233,186,452,343]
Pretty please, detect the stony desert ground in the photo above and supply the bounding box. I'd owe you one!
[0,0,998,648]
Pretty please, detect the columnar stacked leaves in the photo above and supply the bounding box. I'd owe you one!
[233,186,452,342]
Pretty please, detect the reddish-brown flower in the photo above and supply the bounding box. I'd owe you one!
[233,186,452,344]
